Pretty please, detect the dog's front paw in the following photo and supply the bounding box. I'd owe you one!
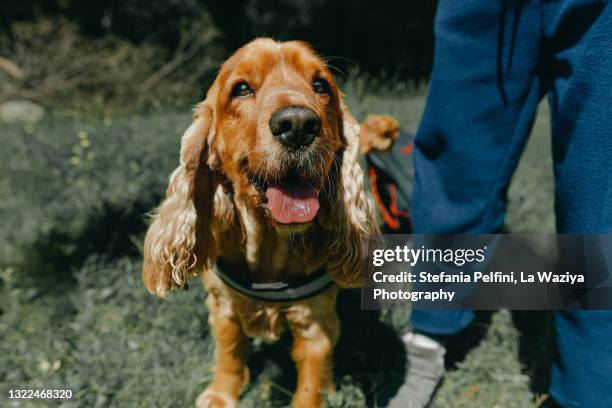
[195,389,237,408]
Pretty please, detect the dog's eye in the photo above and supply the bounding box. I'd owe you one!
[231,82,254,98]
[312,78,330,95]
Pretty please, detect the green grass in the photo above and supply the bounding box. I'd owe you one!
[1,85,556,407]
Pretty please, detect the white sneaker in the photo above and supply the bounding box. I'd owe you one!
[384,332,446,408]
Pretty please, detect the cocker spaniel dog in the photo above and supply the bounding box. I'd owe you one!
[142,38,378,408]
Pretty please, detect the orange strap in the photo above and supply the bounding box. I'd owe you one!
[389,183,410,218]
[369,167,400,229]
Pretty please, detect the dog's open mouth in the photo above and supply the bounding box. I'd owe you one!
[250,172,320,224]
[265,178,319,224]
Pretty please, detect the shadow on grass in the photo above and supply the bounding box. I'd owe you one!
[23,198,158,288]
[242,297,558,406]
[440,310,557,401]
[512,311,558,397]
[244,289,407,406]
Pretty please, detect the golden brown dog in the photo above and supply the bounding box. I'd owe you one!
[142,38,378,408]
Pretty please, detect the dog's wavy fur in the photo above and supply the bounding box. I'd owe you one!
[142,38,378,408]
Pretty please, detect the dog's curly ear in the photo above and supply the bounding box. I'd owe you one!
[328,95,379,288]
[142,91,218,298]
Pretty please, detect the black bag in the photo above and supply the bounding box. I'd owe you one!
[363,129,415,233]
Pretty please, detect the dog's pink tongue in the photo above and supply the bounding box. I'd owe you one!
[265,182,320,224]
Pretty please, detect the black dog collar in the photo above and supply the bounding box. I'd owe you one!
[213,260,333,302]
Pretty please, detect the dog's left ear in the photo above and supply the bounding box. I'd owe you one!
[328,94,379,288]
[142,88,219,298]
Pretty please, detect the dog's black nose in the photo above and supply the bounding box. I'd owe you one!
[269,106,320,148]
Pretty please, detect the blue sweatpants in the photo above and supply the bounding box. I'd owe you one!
[410,1,612,407]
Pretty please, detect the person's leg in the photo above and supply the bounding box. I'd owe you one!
[410,0,543,334]
[552,311,612,408]
[386,2,545,407]
[542,1,612,407]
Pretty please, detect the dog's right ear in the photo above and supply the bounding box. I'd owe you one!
[327,95,379,288]
[142,88,219,298]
